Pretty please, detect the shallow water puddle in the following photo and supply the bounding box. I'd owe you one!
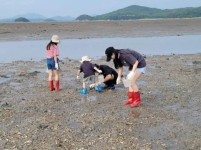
[0,77,11,84]
[74,95,98,105]
[0,74,11,84]
[165,102,201,127]
[0,35,201,63]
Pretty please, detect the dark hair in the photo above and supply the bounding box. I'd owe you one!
[95,64,100,69]
[46,41,58,50]
[105,47,115,55]
[113,50,123,69]
[105,47,116,61]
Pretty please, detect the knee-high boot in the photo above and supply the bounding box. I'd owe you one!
[49,80,55,91]
[123,92,134,105]
[55,80,61,91]
[130,91,141,107]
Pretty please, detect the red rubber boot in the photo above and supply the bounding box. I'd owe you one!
[123,92,134,105]
[130,91,141,107]
[55,80,62,91]
[49,80,55,91]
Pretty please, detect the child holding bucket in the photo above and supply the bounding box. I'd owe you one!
[77,56,102,95]
[46,35,61,91]
[105,47,146,107]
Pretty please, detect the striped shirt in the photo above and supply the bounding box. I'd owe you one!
[46,44,59,58]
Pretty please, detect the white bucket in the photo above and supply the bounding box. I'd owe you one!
[122,78,131,87]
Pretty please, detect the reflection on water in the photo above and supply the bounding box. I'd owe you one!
[0,35,201,63]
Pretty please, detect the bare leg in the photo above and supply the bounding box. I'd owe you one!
[83,82,86,89]
[54,70,59,81]
[104,74,114,82]
[48,70,53,81]
[129,71,142,92]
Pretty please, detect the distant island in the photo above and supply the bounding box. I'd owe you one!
[1,5,201,23]
[76,5,201,21]
[15,17,30,22]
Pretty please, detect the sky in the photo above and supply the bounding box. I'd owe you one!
[1,0,201,19]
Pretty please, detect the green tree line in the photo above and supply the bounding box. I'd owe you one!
[76,5,201,20]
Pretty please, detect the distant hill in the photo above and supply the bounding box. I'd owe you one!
[76,5,201,20]
[13,13,46,22]
[1,5,201,23]
[0,13,75,23]
[76,14,93,20]
[15,17,30,22]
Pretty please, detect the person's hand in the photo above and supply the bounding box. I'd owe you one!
[55,63,59,70]
[116,76,122,84]
[98,81,103,85]
[97,70,102,74]
[76,75,80,80]
[89,83,95,88]
[127,71,135,81]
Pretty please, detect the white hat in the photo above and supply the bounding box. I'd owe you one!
[51,35,60,43]
[80,56,91,63]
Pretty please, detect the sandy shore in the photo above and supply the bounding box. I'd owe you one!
[0,19,201,149]
[1,18,201,41]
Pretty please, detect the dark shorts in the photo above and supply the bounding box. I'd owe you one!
[47,58,59,70]
[104,73,118,87]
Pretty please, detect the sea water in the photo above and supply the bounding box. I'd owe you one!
[0,35,201,63]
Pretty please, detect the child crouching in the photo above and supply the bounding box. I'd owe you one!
[77,56,102,95]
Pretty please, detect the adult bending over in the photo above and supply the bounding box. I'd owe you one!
[95,64,118,90]
[105,47,146,107]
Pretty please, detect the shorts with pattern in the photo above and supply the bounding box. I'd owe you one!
[83,75,95,84]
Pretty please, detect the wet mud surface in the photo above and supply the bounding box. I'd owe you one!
[0,54,201,149]
[1,18,201,41]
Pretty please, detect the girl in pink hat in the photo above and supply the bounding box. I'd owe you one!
[46,35,61,91]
